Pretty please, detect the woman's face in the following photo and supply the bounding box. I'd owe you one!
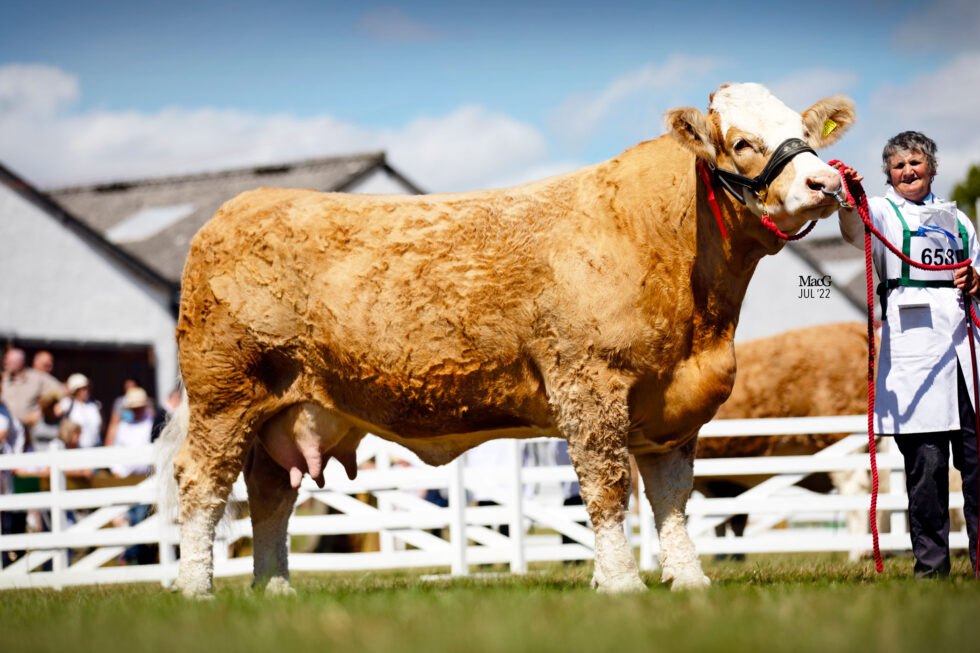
[889,149,933,203]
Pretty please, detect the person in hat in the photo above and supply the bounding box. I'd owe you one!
[105,386,157,564]
[59,373,103,448]
[105,386,154,478]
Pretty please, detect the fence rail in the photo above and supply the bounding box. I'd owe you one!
[0,415,965,590]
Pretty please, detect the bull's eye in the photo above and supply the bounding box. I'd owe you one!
[734,140,751,153]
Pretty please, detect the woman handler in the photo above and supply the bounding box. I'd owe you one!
[838,131,980,578]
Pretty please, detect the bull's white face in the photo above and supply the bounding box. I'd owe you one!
[666,82,856,233]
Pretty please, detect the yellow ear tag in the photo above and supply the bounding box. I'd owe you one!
[822,119,838,137]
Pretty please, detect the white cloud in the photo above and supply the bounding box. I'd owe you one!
[0,65,551,192]
[0,64,79,117]
[550,54,724,144]
[384,106,548,191]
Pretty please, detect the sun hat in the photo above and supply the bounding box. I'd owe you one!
[66,373,90,394]
[123,386,149,409]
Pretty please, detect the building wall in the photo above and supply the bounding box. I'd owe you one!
[0,189,178,401]
[735,249,864,342]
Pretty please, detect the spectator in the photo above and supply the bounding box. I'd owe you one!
[0,385,27,567]
[104,379,140,447]
[50,420,93,479]
[105,386,154,477]
[26,420,93,481]
[60,373,103,448]
[30,388,65,452]
[105,386,156,564]
[1,348,61,437]
[13,387,65,535]
[31,350,54,375]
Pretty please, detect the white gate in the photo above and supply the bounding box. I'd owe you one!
[0,416,965,589]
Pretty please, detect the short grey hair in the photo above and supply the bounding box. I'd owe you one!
[882,131,938,184]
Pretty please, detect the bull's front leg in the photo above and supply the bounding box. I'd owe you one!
[555,375,646,593]
[635,437,711,590]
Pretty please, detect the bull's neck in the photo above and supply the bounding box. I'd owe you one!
[688,173,781,342]
[596,139,783,346]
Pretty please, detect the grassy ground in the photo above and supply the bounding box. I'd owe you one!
[4,555,979,653]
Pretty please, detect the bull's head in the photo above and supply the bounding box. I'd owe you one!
[665,82,855,234]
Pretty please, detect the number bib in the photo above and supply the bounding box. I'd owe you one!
[886,198,969,287]
[908,233,960,282]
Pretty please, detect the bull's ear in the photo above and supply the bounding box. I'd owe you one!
[802,95,855,149]
[665,106,718,163]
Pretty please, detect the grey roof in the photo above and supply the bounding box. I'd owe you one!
[47,152,423,285]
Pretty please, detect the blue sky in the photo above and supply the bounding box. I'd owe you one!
[1,0,977,198]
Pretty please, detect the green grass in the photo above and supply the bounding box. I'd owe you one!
[4,556,979,653]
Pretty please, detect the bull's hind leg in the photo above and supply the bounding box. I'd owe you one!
[173,409,253,598]
[554,375,646,593]
[635,438,711,590]
[244,440,298,595]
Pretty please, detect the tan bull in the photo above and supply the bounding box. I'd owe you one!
[161,82,855,597]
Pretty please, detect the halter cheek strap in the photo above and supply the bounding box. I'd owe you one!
[710,138,817,206]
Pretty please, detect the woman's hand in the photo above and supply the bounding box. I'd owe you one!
[831,161,864,184]
[954,265,979,296]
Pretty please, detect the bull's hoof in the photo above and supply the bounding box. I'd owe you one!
[591,573,648,593]
[175,584,216,600]
[263,577,297,597]
[668,571,711,591]
[172,577,215,600]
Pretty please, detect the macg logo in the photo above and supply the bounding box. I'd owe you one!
[798,274,832,299]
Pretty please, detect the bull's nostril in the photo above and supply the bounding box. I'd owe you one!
[808,180,825,191]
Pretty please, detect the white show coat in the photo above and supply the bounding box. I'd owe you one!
[843,187,980,434]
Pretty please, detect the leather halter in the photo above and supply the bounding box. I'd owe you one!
[709,138,816,206]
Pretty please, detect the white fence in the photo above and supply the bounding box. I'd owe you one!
[0,415,966,590]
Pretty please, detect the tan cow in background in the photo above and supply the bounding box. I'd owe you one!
[160,82,855,597]
[695,322,869,545]
[702,321,869,459]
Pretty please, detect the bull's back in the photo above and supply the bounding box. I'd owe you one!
[177,186,560,437]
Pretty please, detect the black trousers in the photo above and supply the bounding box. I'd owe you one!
[894,365,980,577]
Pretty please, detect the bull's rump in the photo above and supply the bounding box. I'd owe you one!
[178,186,560,438]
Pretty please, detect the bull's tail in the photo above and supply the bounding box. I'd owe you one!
[155,386,189,525]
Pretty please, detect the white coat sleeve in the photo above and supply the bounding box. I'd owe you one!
[837,206,865,249]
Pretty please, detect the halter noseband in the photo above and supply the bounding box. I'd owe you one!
[710,137,816,206]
